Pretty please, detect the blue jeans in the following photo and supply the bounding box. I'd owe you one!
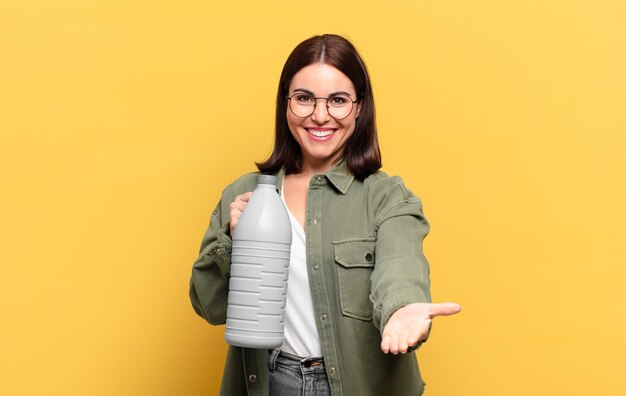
[268,349,331,396]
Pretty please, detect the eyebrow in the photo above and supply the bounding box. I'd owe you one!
[292,88,354,97]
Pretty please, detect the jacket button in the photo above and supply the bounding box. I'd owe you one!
[310,219,318,225]
[329,366,336,374]
[365,252,373,262]
[248,374,257,382]
[321,314,327,320]
[313,264,319,270]
[216,248,222,255]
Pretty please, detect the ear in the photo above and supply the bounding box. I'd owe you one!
[355,102,362,118]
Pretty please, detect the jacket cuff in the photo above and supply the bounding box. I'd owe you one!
[373,288,432,336]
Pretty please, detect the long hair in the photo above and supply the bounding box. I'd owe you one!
[256,34,381,180]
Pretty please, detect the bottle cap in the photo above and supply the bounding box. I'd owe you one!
[257,174,277,185]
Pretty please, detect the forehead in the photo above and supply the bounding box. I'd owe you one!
[289,63,356,94]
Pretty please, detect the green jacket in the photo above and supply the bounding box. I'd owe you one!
[190,161,432,395]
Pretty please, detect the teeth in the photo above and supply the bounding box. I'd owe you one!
[307,129,334,137]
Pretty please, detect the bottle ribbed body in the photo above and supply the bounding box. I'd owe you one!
[224,175,292,348]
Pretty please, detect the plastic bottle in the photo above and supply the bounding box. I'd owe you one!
[225,174,292,348]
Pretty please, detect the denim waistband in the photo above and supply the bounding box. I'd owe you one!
[268,349,325,373]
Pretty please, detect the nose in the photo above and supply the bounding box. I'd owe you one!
[311,99,331,123]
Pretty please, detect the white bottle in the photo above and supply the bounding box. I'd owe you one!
[225,174,292,348]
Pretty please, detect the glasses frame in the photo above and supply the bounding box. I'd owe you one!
[286,93,359,120]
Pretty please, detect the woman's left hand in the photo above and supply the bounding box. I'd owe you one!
[381,302,461,354]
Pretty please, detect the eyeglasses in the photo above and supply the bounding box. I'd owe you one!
[287,92,358,120]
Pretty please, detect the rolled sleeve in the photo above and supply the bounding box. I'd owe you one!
[369,180,432,334]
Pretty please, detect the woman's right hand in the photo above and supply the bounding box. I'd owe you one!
[229,192,253,236]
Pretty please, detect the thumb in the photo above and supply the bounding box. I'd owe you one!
[428,302,462,318]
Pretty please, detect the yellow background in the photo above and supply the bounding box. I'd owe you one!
[1,0,625,395]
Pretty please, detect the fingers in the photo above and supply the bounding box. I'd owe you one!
[239,191,252,203]
[381,333,400,354]
[427,302,462,318]
[389,334,400,354]
[406,320,429,347]
[382,322,430,355]
[397,332,409,354]
[229,192,253,235]
[380,334,391,354]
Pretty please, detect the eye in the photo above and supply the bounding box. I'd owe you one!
[294,94,314,104]
[329,95,350,106]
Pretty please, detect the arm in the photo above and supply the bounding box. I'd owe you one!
[189,186,254,325]
[369,177,462,353]
[369,177,432,334]
[189,196,233,325]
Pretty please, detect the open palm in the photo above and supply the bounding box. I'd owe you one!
[381,302,461,354]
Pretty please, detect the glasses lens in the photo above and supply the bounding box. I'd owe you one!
[289,93,315,118]
[327,94,354,120]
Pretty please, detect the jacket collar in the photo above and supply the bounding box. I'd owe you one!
[275,159,355,195]
[323,159,355,195]
[276,168,286,195]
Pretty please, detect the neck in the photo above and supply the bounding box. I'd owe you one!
[300,154,342,176]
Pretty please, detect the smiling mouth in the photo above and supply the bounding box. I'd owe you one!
[306,128,335,138]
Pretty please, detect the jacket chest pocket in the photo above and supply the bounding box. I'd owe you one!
[332,238,376,321]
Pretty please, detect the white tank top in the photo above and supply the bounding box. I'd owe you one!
[280,189,322,357]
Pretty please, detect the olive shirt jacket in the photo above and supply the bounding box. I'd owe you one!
[189,160,432,396]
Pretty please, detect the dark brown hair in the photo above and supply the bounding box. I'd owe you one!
[256,34,381,180]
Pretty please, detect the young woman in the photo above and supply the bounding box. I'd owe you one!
[190,34,460,396]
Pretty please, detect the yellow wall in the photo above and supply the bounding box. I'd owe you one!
[1,1,624,395]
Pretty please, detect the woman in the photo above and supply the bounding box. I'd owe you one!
[190,34,460,396]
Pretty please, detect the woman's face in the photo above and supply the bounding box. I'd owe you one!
[286,63,361,172]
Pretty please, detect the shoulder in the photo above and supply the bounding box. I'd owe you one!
[210,171,262,219]
[363,171,421,204]
[221,171,262,199]
[360,171,425,227]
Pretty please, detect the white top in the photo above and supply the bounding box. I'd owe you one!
[279,189,322,358]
